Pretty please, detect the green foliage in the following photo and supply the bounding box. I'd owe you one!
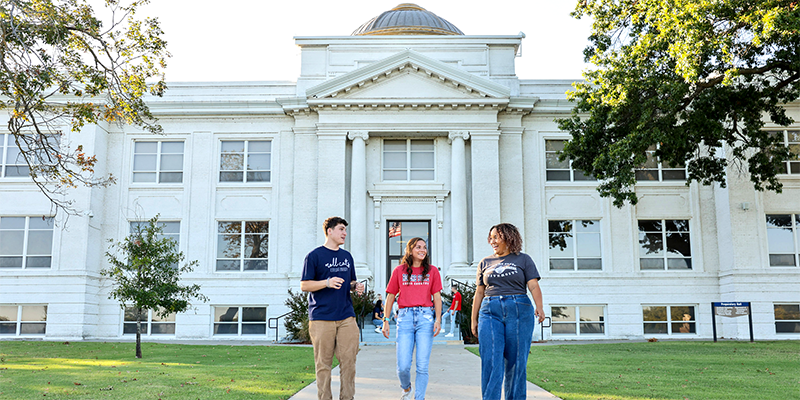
[0,341,315,399]
[558,0,800,206]
[283,288,309,342]
[102,215,207,357]
[351,288,377,326]
[0,0,169,212]
[515,341,800,400]
[443,281,477,344]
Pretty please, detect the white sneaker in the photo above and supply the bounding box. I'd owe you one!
[445,333,454,337]
[400,387,413,400]
[374,327,381,333]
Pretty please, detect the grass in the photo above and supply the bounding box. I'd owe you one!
[469,341,800,400]
[0,341,316,400]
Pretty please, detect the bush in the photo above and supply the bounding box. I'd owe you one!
[351,288,377,328]
[284,289,309,342]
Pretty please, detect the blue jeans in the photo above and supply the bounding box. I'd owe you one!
[478,295,535,400]
[442,309,459,335]
[396,306,435,400]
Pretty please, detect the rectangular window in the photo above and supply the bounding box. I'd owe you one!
[635,145,686,181]
[0,134,60,178]
[643,305,696,334]
[123,307,176,335]
[767,130,800,174]
[0,305,47,335]
[132,141,184,183]
[0,216,54,269]
[638,219,692,270]
[774,304,800,333]
[130,220,180,244]
[216,221,269,271]
[766,214,799,267]
[545,139,594,181]
[548,220,602,270]
[219,140,271,183]
[551,305,606,335]
[213,306,267,335]
[383,139,435,181]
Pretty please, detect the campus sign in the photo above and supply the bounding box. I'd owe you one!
[711,302,753,342]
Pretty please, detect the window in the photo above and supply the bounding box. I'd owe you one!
[0,216,54,269]
[635,145,686,181]
[0,133,59,178]
[638,220,692,270]
[123,307,176,335]
[213,306,267,335]
[216,221,269,271]
[545,139,594,181]
[548,220,602,270]
[551,306,605,335]
[0,305,47,335]
[766,214,799,267]
[219,140,271,183]
[774,304,800,333]
[130,220,180,244]
[766,130,800,174]
[643,305,696,334]
[383,139,434,181]
[132,141,184,183]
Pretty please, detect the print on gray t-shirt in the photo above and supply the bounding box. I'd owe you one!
[477,252,541,296]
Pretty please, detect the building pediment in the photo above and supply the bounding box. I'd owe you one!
[306,50,511,108]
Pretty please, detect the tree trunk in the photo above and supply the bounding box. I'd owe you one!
[135,317,142,358]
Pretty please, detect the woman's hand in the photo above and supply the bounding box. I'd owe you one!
[382,320,390,338]
[433,319,441,337]
[535,308,545,323]
[471,318,478,337]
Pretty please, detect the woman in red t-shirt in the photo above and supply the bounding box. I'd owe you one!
[382,237,442,400]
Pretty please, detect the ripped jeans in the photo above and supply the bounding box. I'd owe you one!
[396,306,435,400]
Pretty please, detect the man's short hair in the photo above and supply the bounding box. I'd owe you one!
[323,216,348,236]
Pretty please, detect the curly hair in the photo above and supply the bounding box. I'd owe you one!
[400,237,431,282]
[488,223,523,255]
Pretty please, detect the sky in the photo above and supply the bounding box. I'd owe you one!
[128,0,594,83]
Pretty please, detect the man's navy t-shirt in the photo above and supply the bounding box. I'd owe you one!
[301,246,357,321]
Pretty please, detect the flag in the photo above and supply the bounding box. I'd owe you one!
[388,222,402,238]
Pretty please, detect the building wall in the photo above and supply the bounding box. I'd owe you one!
[1,35,798,342]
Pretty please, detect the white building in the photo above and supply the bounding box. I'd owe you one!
[1,4,798,341]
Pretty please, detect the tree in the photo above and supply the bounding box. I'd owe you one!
[557,0,800,206]
[102,215,206,358]
[1,0,168,212]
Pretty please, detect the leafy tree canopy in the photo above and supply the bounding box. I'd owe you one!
[103,215,206,357]
[1,0,168,211]
[558,0,800,206]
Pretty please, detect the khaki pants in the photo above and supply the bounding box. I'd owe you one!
[309,317,359,400]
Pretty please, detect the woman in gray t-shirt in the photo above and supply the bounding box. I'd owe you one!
[471,223,545,400]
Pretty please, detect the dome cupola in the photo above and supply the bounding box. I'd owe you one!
[352,4,464,36]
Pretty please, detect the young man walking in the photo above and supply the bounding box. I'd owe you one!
[444,284,461,337]
[301,216,364,400]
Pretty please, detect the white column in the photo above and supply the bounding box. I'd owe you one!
[348,131,369,273]
[449,131,470,270]
[470,130,502,264]
[316,131,347,244]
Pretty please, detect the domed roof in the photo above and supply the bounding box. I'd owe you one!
[352,4,464,36]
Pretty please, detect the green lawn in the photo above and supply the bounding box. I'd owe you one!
[470,341,799,400]
[0,341,315,400]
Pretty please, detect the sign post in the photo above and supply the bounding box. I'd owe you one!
[711,302,753,342]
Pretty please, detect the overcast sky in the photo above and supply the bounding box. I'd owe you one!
[127,0,593,83]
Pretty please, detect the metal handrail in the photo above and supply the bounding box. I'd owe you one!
[268,311,293,342]
[538,316,552,342]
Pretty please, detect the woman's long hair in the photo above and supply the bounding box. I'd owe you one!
[400,237,431,282]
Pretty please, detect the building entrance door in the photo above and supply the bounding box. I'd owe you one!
[386,220,431,284]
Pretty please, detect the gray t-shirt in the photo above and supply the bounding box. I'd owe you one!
[476,252,541,296]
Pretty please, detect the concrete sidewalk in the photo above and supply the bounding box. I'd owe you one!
[289,344,561,400]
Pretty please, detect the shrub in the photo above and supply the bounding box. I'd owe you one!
[442,281,478,344]
[284,289,309,342]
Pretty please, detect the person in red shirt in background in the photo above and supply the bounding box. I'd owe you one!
[443,284,461,337]
[382,237,442,400]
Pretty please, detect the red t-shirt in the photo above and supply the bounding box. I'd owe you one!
[449,291,462,311]
[386,264,442,308]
